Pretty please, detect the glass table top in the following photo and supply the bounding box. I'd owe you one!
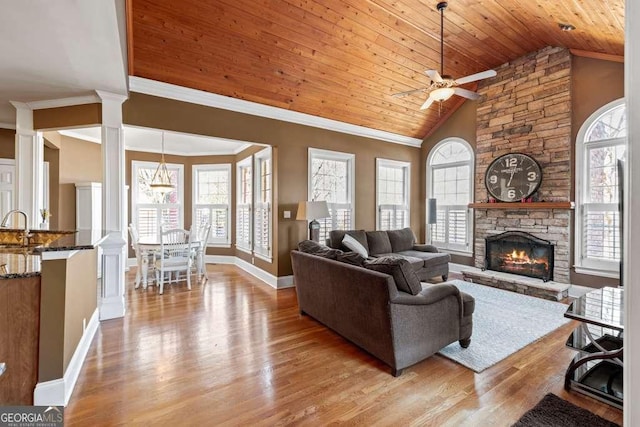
[565,287,624,331]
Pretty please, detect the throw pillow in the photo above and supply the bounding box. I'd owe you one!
[364,256,422,295]
[336,251,367,266]
[297,240,343,260]
[342,233,369,258]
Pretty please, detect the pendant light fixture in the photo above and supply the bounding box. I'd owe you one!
[150,132,175,194]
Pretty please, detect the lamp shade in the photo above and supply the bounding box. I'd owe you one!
[427,198,437,225]
[296,201,330,220]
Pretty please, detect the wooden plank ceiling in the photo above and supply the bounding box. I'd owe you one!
[128,0,624,140]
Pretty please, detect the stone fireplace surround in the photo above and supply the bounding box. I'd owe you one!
[473,46,573,284]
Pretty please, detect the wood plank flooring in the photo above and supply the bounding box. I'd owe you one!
[64,266,623,426]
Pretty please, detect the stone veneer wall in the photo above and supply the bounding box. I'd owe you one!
[474,46,572,283]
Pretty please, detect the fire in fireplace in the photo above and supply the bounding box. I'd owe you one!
[484,231,554,282]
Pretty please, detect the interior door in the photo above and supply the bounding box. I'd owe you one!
[0,159,15,221]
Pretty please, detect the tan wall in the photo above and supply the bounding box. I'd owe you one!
[0,128,15,158]
[421,101,477,266]
[570,55,624,287]
[39,250,97,382]
[58,135,102,230]
[33,104,102,131]
[124,94,422,277]
[125,150,238,258]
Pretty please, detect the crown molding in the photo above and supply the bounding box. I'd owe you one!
[129,76,423,148]
[0,122,16,130]
[23,95,102,110]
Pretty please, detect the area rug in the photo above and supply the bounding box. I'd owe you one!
[437,280,570,372]
[512,393,620,427]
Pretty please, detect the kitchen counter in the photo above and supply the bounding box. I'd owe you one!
[0,230,106,279]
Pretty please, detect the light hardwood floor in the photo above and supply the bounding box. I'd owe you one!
[65,265,623,426]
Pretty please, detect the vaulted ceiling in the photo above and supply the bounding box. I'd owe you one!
[128,0,624,140]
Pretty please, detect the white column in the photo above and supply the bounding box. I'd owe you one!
[10,102,43,229]
[96,91,128,321]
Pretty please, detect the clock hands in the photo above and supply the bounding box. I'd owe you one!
[506,166,517,186]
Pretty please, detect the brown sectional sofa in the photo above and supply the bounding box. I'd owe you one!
[291,249,474,376]
[327,228,451,281]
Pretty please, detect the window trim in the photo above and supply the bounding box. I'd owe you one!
[192,163,232,248]
[308,148,355,241]
[375,158,410,231]
[426,137,474,255]
[235,156,253,254]
[253,147,273,262]
[574,98,625,278]
[131,160,185,241]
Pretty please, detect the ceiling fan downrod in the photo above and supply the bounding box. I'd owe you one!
[437,2,447,78]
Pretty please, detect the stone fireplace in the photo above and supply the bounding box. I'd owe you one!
[473,46,573,284]
[484,231,554,282]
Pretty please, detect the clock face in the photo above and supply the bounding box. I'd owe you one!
[485,153,542,202]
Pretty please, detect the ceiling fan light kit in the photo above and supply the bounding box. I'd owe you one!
[393,1,497,111]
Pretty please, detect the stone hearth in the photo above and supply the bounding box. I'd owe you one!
[461,267,570,301]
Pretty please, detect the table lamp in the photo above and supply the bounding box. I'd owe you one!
[296,201,330,242]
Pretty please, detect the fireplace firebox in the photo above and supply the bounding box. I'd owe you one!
[484,231,554,282]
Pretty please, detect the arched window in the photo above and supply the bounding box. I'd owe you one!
[575,99,626,277]
[427,138,474,253]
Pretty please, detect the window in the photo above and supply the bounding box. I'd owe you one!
[309,148,355,242]
[131,160,184,241]
[376,158,410,230]
[236,157,252,252]
[253,147,272,260]
[427,138,473,253]
[575,99,626,277]
[192,164,231,246]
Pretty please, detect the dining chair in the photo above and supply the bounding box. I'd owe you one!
[196,222,212,281]
[128,223,157,289]
[155,228,195,294]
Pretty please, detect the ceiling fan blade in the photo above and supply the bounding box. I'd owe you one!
[454,87,480,100]
[420,97,435,110]
[454,69,497,85]
[392,88,427,97]
[425,70,443,83]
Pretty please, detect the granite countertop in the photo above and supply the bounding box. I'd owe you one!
[0,229,107,279]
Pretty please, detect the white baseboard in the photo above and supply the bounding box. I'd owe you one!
[204,255,236,264]
[127,257,138,268]
[34,308,99,407]
[277,275,294,289]
[234,257,278,288]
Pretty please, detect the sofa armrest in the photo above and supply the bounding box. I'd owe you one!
[390,283,459,306]
[412,244,439,253]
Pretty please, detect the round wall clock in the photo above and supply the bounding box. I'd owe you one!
[484,153,542,202]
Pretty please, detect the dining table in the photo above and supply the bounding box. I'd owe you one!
[137,235,201,289]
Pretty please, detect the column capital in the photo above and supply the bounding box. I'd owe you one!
[10,101,34,133]
[96,91,128,128]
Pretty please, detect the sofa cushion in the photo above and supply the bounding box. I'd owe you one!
[364,256,422,295]
[396,250,451,268]
[336,251,367,266]
[329,229,369,252]
[386,228,416,252]
[372,253,424,273]
[297,240,343,260]
[342,234,369,258]
[366,231,392,255]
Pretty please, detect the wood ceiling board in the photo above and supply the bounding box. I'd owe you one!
[129,0,624,139]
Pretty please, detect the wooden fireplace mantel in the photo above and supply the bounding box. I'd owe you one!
[468,201,575,210]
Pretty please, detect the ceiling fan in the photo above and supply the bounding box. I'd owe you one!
[393,2,497,110]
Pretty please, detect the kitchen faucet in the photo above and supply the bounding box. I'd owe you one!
[0,209,30,245]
